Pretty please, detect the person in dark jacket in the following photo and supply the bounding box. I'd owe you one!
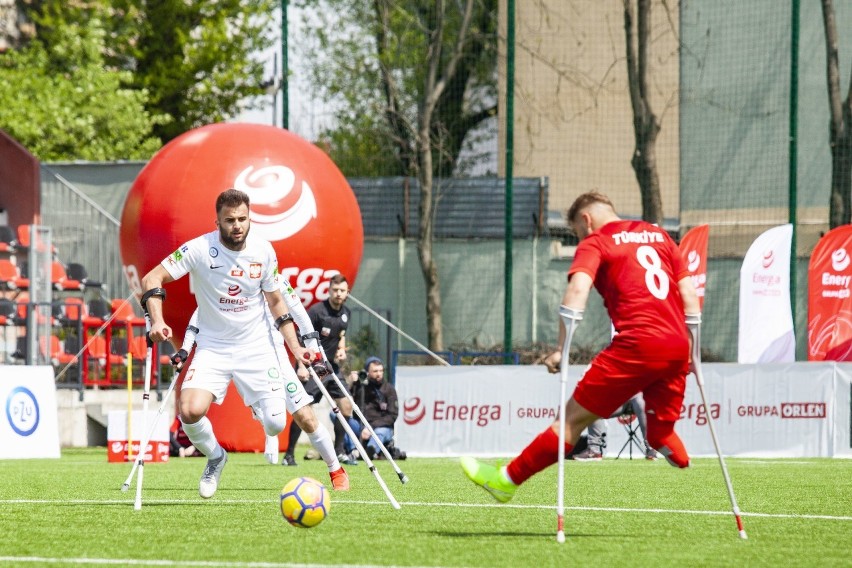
[345,356,404,460]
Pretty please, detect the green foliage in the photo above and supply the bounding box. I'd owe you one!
[347,324,381,370]
[18,0,276,146]
[294,0,498,177]
[0,18,165,161]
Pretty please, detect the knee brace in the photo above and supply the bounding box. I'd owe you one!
[252,398,288,436]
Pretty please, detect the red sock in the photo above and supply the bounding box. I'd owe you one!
[506,427,573,485]
[653,431,690,468]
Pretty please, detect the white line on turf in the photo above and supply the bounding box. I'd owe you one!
[0,558,427,568]
[1,498,850,522]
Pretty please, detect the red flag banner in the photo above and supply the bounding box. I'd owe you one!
[679,224,710,310]
[808,224,852,361]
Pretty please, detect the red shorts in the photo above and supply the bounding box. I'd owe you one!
[572,344,688,422]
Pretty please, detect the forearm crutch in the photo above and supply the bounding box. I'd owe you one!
[556,305,583,544]
[687,314,748,540]
[306,366,401,510]
[123,313,153,510]
[120,354,179,498]
[319,356,408,484]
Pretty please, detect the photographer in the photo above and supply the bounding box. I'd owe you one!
[345,356,405,460]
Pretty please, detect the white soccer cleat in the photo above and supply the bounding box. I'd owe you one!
[264,435,279,465]
[199,449,228,499]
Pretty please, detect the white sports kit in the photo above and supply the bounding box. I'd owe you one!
[161,230,311,414]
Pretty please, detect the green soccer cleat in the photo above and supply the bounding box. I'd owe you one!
[460,456,517,503]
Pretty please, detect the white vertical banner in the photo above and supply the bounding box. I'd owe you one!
[738,224,795,363]
[0,366,61,459]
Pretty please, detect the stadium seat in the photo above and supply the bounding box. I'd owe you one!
[51,261,84,291]
[66,262,103,289]
[0,259,29,290]
[40,335,79,367]
[15,225,56,254]
[0,225,16,253]
[0,298,18,326]
[82,335,125,386]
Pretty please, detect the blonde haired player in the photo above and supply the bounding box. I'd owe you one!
[461,191,700,501]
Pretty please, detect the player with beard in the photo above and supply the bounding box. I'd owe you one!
[141,188,349,498]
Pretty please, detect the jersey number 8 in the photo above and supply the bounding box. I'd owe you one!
[636,245,669,300]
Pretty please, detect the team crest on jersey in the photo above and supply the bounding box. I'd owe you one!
[286,381,298,393]
[267,367,280,379]
[249,263,262,279]
[342,314,348,323]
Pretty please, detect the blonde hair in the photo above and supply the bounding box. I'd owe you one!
[566,191,615,224]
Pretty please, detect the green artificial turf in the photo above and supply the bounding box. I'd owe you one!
[0,448,849,567]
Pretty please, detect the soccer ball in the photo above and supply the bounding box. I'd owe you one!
[280,477,330,528]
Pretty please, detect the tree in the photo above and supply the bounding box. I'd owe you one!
[24,0,277,144]
[623,0,664,225]
[297,0,497,350]
[0,17,164,161]
[821,0,852,229]
[296,0,497,179]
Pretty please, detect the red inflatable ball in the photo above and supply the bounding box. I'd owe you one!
[119,123,363,452]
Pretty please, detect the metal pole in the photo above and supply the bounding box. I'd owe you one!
[281,0,289,129]
[503,0,515,362]
[788,0,799,353]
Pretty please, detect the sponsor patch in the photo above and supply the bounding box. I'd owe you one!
[267,367,280,379]
[286,381,298,394]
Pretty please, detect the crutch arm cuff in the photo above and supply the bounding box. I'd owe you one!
[685,313,701,326]
[558,305,584,321]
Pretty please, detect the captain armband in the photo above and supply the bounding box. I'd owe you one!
[140,287,167,312]
[274,313,294,330]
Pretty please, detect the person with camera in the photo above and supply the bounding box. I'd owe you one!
[345,356,405,460]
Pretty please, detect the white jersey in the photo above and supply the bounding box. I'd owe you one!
[161,230,279,349]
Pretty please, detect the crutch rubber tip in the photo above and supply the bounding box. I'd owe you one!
[399,473,409,484]
[120,484,130,492]
[739,530,748,540]
[556,532,565,543]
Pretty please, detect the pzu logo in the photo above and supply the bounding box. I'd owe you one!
[5,386,40,437]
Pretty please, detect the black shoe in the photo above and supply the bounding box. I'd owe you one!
[281,453,297,466]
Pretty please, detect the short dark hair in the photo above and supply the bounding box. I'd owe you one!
[216,189,250,213]
[330,273,348,286]
[566,191,615,224]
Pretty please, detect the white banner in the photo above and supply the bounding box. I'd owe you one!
[0,366,61,459]
[738,224,795,362]
[396,363,851,458]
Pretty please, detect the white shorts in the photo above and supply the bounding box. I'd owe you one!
[183,340,311,415]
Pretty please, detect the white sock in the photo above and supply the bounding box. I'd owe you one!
[307,424,340,472]
[180,416,222,459]
[264,435,279,464]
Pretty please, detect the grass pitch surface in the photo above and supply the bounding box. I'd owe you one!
[0,448,849,567]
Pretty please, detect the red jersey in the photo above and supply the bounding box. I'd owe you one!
[568,220,690,360]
